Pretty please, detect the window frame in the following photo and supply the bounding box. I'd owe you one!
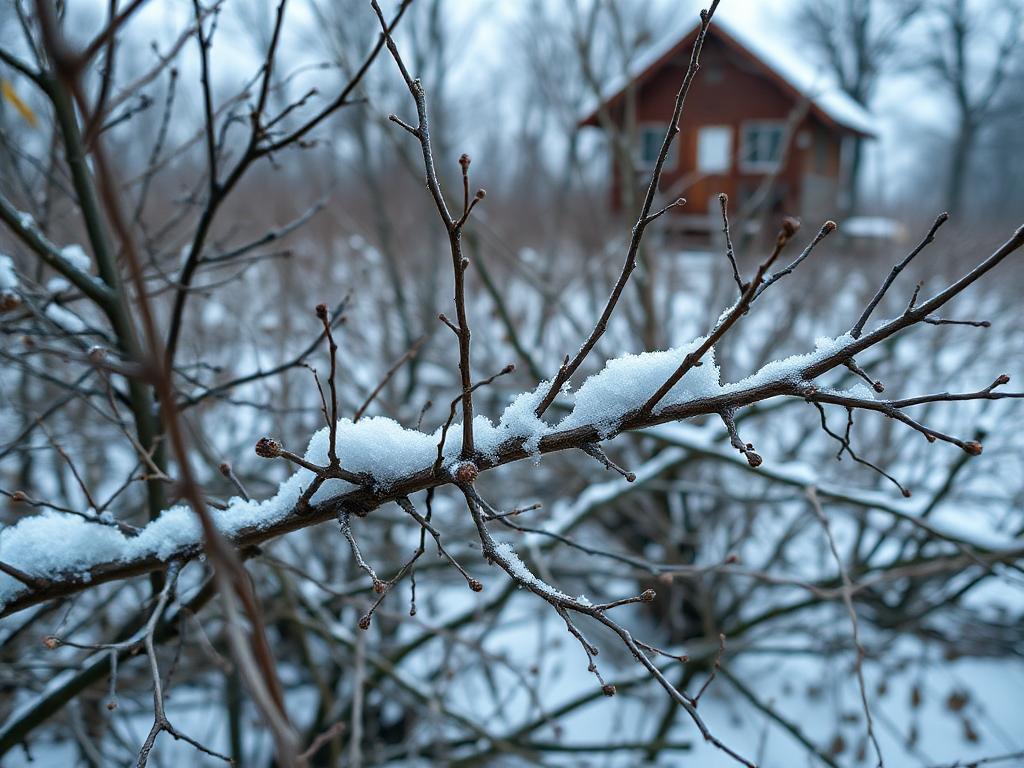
[635,123,677,171]
[739,120,786,173]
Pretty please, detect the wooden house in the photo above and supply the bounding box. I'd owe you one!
[580,15,877,233]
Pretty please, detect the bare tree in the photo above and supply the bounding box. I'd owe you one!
[794,0,923,213]
[918,0,1024,213]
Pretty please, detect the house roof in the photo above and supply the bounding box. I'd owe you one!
[579,13,878,138]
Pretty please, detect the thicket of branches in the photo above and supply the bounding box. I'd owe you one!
[1,1,1022,766]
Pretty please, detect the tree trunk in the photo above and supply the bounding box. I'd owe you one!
[845,134,864,215]
[947,119,975,214]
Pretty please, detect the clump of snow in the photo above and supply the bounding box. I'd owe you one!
[722,334,853,392]
[473,385,550,459]
[47,276,71,293]
[822,383,879,401]
[311,416,439,494]
[0,408,555,611]
[492,541,582,605]
[0,428,334,608]
[519,247,540,266]
[0,254,17,291]
[60,244,91,273]
[0,513,125,584]
[558,338,721,437]
[45,304,87,333]
[419,386,551,471]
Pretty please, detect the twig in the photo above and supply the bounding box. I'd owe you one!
[718,193,744,294]
[353,336,425,422]
[579,442,636,481]
[218,462,249,501]
[851,212,949,338]
[719,409,762,468]
[371,0,477,459]
[692,633,726,706]
[641,218,801,414]
[339,509,384,593]
[806,487,884,767]
[315,303,341,466]
[753,219,837,300]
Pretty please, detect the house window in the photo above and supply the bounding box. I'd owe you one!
[636,125,675,169]
[740,121,785,171]
[697,126,732,173]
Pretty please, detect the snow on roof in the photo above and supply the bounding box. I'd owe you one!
[581,11,878,138]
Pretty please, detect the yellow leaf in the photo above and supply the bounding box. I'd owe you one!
[1,79,38,127]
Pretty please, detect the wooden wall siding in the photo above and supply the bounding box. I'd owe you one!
[605,35,847,223]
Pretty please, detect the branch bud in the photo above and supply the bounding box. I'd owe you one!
[454,462,479,484]
[255,437,283,458]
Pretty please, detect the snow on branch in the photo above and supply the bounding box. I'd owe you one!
[5,242,1024,616]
